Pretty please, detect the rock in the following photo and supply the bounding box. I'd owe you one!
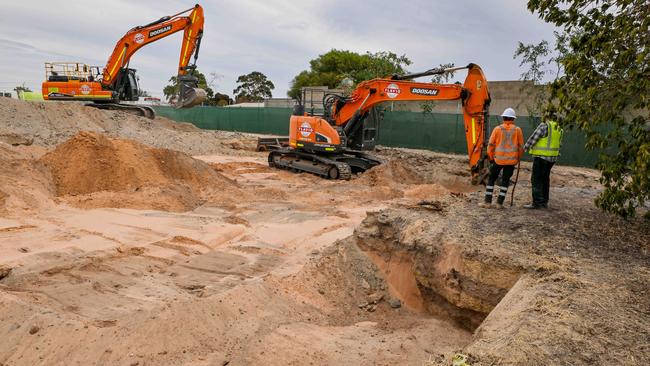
[389,299,402,308]
[0,266,12,280]
[367,292,384,304]
[357,302,368,309]
[417,200,445,212]
[360,278,370,290]
[318,289,325,295]
[0,133,33,146]
[377,213,391,224]
[366,304,377,312]
[28,325,40,335]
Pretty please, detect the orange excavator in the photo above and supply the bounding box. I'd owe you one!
[267,64,491,183]
[41,4,206,118]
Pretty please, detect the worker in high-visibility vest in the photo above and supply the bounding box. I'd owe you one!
[523,120,563,209]
[479,108,524,209]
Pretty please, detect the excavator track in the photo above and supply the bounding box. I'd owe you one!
[268,149,356,180]
[268,149,382,180]
[87,103,156,119]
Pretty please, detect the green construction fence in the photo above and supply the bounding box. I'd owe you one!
[154,106,600,168]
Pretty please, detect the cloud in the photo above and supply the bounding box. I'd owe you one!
[0,0,557,98]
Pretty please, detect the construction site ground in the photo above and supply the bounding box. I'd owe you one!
[0,98,648,366]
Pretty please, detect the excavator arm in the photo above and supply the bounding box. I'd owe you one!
[330,64,491,176]
[101,4,206,107]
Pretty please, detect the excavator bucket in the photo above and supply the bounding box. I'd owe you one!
[176,74,207,108]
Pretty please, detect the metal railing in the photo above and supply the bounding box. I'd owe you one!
[44,62,103,82]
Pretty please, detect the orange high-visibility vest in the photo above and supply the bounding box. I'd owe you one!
[487,122,524,165]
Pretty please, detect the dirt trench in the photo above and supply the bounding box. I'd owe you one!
[354,210,522,331]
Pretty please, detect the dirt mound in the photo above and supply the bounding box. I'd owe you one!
[0,143,55,213]
[40,132,240,211]
[0,98,258,156]
[356,160,424,186]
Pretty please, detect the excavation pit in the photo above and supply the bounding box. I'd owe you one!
[354,210,522,331]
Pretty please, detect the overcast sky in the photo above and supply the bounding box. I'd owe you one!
[0,0,557,99]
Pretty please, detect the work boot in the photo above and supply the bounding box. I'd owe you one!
[478,202,492,208]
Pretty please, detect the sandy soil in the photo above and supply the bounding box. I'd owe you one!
[0,98,258,156]
[0,99,648,366]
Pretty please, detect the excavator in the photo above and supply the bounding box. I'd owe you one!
[267,63,491,183]
[41,4,206,118]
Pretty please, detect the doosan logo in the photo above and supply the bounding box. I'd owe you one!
[299,122,313,137]
[149,25,172,38]
[80,84,91,95]
[133,33,145,44]
[384,83,400,98]
[411,87,439,96]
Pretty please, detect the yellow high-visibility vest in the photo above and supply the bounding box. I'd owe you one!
[529,121,562,157]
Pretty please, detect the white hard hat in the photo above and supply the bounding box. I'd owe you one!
[501,108,517,119]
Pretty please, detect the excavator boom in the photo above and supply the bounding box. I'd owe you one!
[101,4,206,108]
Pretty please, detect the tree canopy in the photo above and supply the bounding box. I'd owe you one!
[287,50,412,99]
[233,71,274,103]
[522,0,649,219]
[13,85,32,93]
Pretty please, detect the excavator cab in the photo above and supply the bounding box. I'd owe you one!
[346,107,380,151]
[114,68,140,102]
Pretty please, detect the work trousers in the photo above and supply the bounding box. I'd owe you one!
[484,162,515,205]
[531,157,555,207]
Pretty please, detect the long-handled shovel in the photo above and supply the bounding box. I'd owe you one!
[510,161,521,207]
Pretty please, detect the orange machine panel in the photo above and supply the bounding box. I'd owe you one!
[42,80,113,101]
[289,115,341,150]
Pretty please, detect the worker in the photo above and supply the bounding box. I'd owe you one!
[522,119,563,209]
[479,108,524,209]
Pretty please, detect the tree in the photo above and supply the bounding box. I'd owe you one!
[13,85,32,93]
[521,0,649,219]
[213,92,233,106]
[233,71,274,103]
[288,50,412,99]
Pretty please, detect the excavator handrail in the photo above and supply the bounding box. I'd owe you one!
[391,64,473,81]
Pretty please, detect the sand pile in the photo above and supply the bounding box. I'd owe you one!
[40,132,240,211]
[0,143,55,213]
[0,97,258,156]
